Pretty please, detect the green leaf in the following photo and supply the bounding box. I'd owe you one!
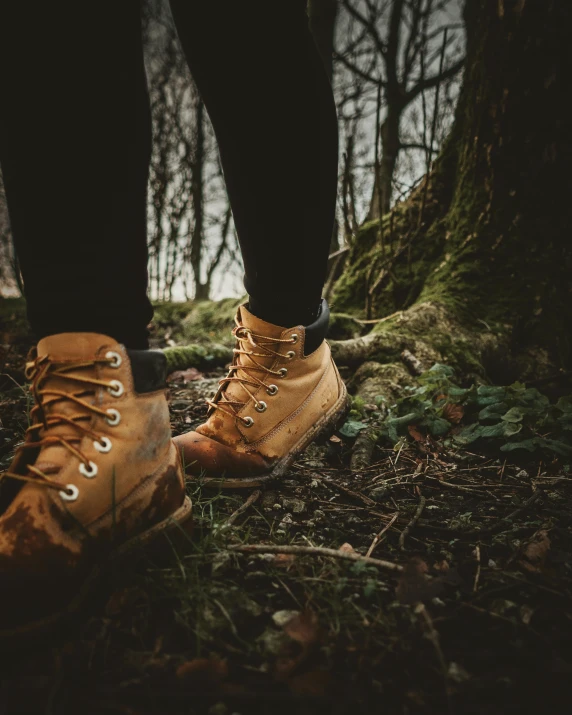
[501,407,525,423]
[479,423,507,439]
[419,415,451,436]
[454,423,484,445]
[501,439,538,453]
[503,421,523,437]
[478,403,508,421]
[339,420,368,438]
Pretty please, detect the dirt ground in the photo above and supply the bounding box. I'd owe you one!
[1,309,571,715]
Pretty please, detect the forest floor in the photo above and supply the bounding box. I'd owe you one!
[0,301,571,715]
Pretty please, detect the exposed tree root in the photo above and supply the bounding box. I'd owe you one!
[163,343,233,374]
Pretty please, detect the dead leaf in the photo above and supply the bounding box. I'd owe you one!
[442,402,464,424]
[283,609,320,646]
[288,670,332,697]
[272,552,295,567]
[519,529,551,573]
[176,657,228,684]
[167,367,203,383]
[339,542,355,553]
[396,557,443,605]
[408,425,425,442]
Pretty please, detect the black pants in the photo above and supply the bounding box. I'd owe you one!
[0,1,338,348]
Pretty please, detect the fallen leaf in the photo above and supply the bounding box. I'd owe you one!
[288,670,332,697]
[519,529,551,573]
[167,367,203,383]
[283,609,319,646]
[176,657,228,683]
[408,425,425,442]
[442,402,464,424]
[272,553,296,567]
[339,542,355,553]
[396,557,443,605]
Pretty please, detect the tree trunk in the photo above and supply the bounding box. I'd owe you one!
[190,97,209,300]
[368,108,401,220]
[331,0,572,382]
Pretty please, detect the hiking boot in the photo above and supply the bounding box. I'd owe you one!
[0,333,191,640]
[174,300,349,488]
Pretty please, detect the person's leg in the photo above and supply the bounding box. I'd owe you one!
[169,0,338,329]
[0,1,153,349]
[0,3,191,637]
[171,1,348,487]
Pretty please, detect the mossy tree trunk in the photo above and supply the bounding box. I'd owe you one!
[331,0,572,383]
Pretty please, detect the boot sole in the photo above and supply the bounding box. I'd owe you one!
[202,381,351,489]
[0,495,192,645]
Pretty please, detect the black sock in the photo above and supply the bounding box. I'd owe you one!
[248,298,321,328]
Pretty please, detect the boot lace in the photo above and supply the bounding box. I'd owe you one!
[207,321,298,427]
[0,351,124,500]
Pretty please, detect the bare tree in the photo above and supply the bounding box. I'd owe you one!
[143,0,238,302]
[335,0,464,219]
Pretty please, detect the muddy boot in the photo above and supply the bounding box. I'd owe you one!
[0,333,191,640]
[174,300,349,488]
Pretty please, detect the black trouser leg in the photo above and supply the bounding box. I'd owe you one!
[0,1,152,348]
[169,0,339,327]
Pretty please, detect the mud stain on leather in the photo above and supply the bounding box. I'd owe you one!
[118,464,183,534]
[0,502,78,565]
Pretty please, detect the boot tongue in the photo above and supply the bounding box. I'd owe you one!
[238,305,290,340]
[37,332,119,361]
[33,333,120,472]
[217,305,292,413]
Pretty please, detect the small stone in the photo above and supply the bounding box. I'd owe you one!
[282,497,307,514]
[516,469,529,479]
[313,509,326,520]
[448,662,470,683]
[272,609,299,627]
[369,486,388,501]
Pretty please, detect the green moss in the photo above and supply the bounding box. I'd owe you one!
[152,297,243,346]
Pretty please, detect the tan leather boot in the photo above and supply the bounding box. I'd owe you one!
[175,301,349,488]
[0,333,191,639]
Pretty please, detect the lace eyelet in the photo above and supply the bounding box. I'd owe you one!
[285,351,295,360]
[93,436,112,453]
[60,484,79,502]
[105,351,122,368]
[266,384,278,396]
[255,401,267,413]
[79,461,98,479]
[291,334,299,343]
[105,408,121,426]
[278,368,288,378]
[243,416,254,427]
[107,380,124,397]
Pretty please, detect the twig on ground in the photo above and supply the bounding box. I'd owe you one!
[427,476,489,494]
[473,545,481,592]
[219,490,261,531]
[227,543,403,573]
[399,493,426,550]
[320,477,378,508]
[415,602,448,674]
[478,490,543,535]
[366,512,399,557]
